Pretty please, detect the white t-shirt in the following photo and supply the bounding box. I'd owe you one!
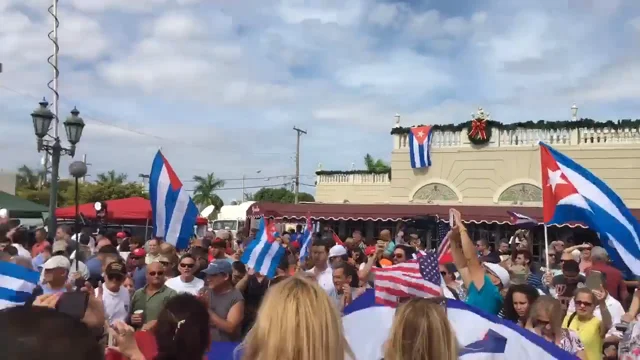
[165,276,205,295]
[12,243,31,258]
[95,284,130,325]
[307,265,335,294]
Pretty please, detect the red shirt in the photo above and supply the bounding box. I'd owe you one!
[31,241,48,257]
[587,262,628,301]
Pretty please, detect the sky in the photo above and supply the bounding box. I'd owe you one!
[1,0,640,202]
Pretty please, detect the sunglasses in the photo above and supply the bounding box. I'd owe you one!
[180,263,195,268]
[575,300,593,307]
[107,274,125,282]
[534,319,550,327]
[440,271,447,277]
[159,261,169,266]
[393,253,404,259]
[148,271,164,277]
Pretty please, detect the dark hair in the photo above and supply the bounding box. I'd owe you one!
[11,228,29,247]
[58,224,73,236]
[78,233,91,246]
[395,244,416,260]
[129,236,144,248]
[118,238,131,252]
[562,259,580,273]
[277,253,289,271]
[180,253,196,262]
[154,294,211,360]
[36,227,48,237]
[515,249,532,263]
[232,261,246,274]
[0,306,103,360]
[333,263,359,287]
[3,245,18,256]
[476,239,489,247]
[443,263,457,281]
[349,248,366,265]
[503,284,540,323]
[97,245,119,255]
[311,237,332,253]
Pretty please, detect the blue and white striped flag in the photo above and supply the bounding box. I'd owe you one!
[149,151,199,249]
[0,261,40,310]
[241,218,285,278]
[299,215,314,262]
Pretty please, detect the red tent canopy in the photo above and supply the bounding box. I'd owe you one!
[56,197,208,225]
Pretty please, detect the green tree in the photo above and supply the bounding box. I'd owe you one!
[16,165,46,190]
[191,173,225,210]
[364,153,391,172]
[243,192,254,201]
[96,170,128,186]
[253,187,314,203]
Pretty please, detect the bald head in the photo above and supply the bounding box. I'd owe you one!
[147,262,164,273]
[96,239,111,252]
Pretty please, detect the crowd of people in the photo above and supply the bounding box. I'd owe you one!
[1,208,640,359]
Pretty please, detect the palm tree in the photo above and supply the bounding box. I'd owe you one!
[96,170,128,186]
[364,154,391,172]
[191,173,225,211]
[17,165,45,190]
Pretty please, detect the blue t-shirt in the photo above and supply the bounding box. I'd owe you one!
[465,274,503,315]
[85,256,102,279]
[132,265,147,290]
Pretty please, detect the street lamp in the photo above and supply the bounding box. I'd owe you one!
[32,98,85,233]
[69,161,87,273]
[571,104,578,121]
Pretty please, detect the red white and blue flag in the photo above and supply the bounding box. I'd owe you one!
[541,142,640,275]
[507,211,538,228]
[241,217,285,278]
[149,151,199,249]
[298,214,314,262]
[408,126,433,169]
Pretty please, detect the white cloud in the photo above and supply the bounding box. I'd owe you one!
[1,0,640,200]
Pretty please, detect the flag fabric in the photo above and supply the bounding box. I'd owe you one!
[298,215,314,262]
[341,290,576,360]
[540,142,640,275]
[330,230,344,246]
[149,151,199,249]
[408,125,434,169]
[372,250,442,307]
[0,261,40,310]
[507,211,539,228]
[203,289,575,360]
[241,218,286,278]
[436,221,453,264]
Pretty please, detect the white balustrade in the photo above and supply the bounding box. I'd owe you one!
[316,173,391,185]
[393,126,640,150]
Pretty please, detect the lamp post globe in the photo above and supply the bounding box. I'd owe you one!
[64,107,85,145]
[31,98,54,139]
[571,104,578,120]
[69,161,88,179]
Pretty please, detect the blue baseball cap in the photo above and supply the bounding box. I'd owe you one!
[202,259,232,276]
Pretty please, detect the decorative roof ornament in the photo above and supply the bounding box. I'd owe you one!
[394,113,401,128]
[317,162,323,171]
[468,107,492,146]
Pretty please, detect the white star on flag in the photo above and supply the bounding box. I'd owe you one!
[417,131,424,138]
[547,169,567,192]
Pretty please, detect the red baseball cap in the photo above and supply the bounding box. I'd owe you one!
[132,248,146,257]
[116,232,126,239]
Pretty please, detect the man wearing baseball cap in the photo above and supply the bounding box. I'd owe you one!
[200,259,244,342]
[448,209,505,315]
[97,261,130,325]
[40,255,71,294]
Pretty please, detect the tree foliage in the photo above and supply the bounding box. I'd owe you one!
[191,173,225,211]
[364,154,391,172]
[253,187,315,203]
[15,165,147,207]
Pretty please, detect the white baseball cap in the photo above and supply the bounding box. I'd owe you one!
[42,255,71,270]
[483,262,510,288]
[329,245,347,258]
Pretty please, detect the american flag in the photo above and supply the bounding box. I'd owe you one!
[436,221,452,263]
[372,251,442,307]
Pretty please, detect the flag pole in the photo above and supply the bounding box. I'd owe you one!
[543,224,550,270]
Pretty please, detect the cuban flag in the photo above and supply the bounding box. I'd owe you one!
[540,142,640,275]
[507,211,539,228]
[241,218,286,278]
[149,151,199,249]
[0,261,40,310]
[299,215,314,262]
[408,125,433,169]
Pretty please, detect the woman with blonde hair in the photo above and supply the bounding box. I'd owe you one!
[384,297,458,360]
[240,275,354,360]
[526,295,586,359]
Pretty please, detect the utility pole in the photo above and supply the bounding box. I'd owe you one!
[293,126,307,204]
[82,154,92,182]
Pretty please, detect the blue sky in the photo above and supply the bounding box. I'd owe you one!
[1,0,640,202]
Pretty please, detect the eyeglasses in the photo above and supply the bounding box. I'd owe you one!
[393,253,404,259]
[107,274,125,282]
[159,261,169,266]
[575,300,593,307]
[148,271,164,277]
[180,263,195,268]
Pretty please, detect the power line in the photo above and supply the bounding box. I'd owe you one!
[183,174,315,182]
[185,182,292,192]
[0,84,296,156]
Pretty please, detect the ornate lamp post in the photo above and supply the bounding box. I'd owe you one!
[32,99,85,232]
[68,161,87,272]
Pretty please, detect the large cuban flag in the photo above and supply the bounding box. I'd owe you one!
[204,289,575,360]
[149,151,199,249]
[408,125,433,169]
[241,217,285,278]
[540,142,640,275]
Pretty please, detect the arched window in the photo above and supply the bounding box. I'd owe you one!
[413,183,459,202]
[498,184,542,204]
